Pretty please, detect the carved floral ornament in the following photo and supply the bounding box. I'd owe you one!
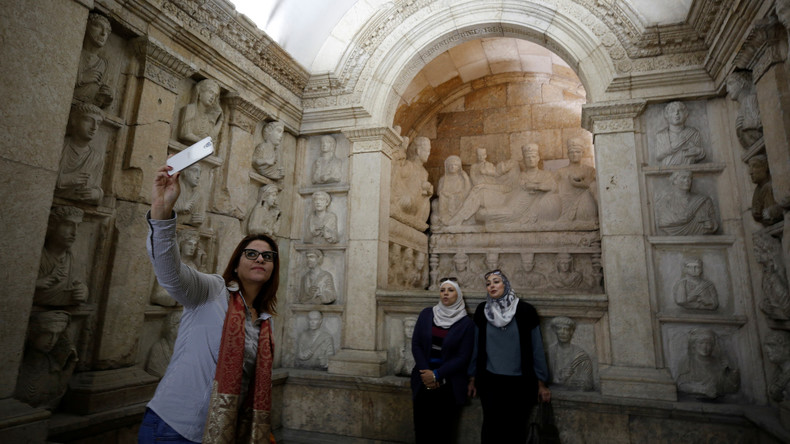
[581,100,647,134]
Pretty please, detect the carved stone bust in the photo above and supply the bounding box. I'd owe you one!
[299,249,337,304]
[726,71,763,149]
[765,330,790,402]
[74,13,114,108]
[305,191,338,244]
[548,253,583,289]
[514,252,547,289]
[748,155,783,226]
[252,120,285,180]
[672,258,719,310]
[396,316,417,376]
[655,171,718,236]
[295,311,334,370]
[547,316,594,391]
[173,164,205,226]
[246,184,281,236]
[35,206,88,307]
[654,101,706,166]
[754,233,790,320]
[14,310,78,409]
[451,252,479,290]
[57,103,105,204]
[676,328,740,400]
[311,135,342,184]
[178,79,223,145]
[145,311,181,378]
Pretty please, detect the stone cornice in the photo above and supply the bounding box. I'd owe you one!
[581,99,647,134]
[733,15,787,83]
[224,93,269,133]
[342,127,403,157]
[131,36,198,93]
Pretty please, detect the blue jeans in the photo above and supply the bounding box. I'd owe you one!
[138,408,199,443]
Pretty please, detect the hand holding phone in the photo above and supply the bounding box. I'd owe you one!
[167,137,213,176]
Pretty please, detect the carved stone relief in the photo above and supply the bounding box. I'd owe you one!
[35,206,88,307]
[776,0,790,62]
[56,103,105,204]
[653,101,706,166]
[748,155,783,226]
[173,164,205,227]
[145,311,181,378]
[654,171,719,236]
[151,230,206,307]
[74,13,114,108]
[252,120,285,180]
[390,136,433,231]
[547,316,594,391]
[311,135,343,185]
[178,78,223,145]
[14,310,78,409]
[673,257,720,311]
[556,138,598,222]
[436,155,471,225]
[754,233,790,321]
[299,249,337,305]
[395,316,417,377]
[726,71,763,149]
[246,184,281,236]
[304,191,339,244]
[388,243,428,290]
[512,252,547,289]
[676,328,740,400]
[295,310,335,370]
[765,330,790,402]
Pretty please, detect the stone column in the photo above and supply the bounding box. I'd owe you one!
[327,127,401,377]
[582,100,677,401]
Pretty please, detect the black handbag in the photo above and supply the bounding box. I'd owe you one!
[526,401,561,444]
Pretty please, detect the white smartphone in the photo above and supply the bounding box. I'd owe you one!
[167,137,214,176]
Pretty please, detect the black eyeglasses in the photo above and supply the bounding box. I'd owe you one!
[439,277,458,283]
[242,249,277,262]
[484,269,502,279]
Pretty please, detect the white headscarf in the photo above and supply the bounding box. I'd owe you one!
[433,279,467,328]
[484,270,519,328]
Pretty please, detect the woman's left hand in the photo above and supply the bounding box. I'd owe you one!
[538,380,551,403]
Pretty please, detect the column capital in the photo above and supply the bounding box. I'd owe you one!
[342,126,403,157]
[131,36,198,93]
[734,16,787,83]
[224,93,269,133]
[581,99,647,134]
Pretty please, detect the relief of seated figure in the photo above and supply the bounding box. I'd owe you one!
[246,184,281,236]
[654,101,706,166]
[436,155,472,225]
[312,135,343,184]
[547,316,594,391]
[35,206,89,307]
[295,311,335,370]
[548,253,583,289]
[14,311,78,409]
[391,136,433,230]
[253,121,285,180]
[557,138,598,222]
[305,191,339,244]
[726,70,763,149]
[145,311,181,378]
[470,147,500,186]
[513,252,547,289]
[676,328,740,400]
[765,330,790,402]
[748,155,783,226]
[178,78,223,145]
[673,257,719,310]
[74,13,114,108]
[299,249,337,304]
[447,144,560,226]
[173,164,205,227]
[655,171,719,236]
[57,103,105,204]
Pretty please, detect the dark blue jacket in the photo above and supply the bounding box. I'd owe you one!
[410,307,475,405]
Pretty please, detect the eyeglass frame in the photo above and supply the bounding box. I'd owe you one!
[242,249,278,262]
[439,277,458,283]
[484,269,502,279]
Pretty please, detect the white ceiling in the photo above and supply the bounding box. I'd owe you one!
[230,0,694,71]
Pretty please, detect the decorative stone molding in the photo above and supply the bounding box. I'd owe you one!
[733,16,787,83]
[342,126,402,157]
[581,99,647,134]
[224,93,268,133]
[131,36,198,93]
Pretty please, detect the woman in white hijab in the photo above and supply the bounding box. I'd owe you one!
[467,269,552,444]
[410,277,475,443]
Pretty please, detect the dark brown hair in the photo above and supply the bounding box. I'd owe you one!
[222,233,279,316]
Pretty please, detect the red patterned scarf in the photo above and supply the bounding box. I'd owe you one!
[203,292,275,443]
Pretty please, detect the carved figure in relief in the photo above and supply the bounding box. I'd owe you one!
[548,253,583,289]
[252,121,285,180]
[437,155,472,224]
[392,136,433,229]
[178,79,222,145]
[673,258,719,310]
[173,164,205,226]
[748,155,783,226]
[57,103,105,204]
[485,253,500,274]
[765,330,790,402]
[74,13,114,108]
[470,148,500,186]
[396,316,417,376]
[547,317,593,391]
[311,135,342,184]
[726,71,763,148]
[676,328,740,400]
[151,231,204,307]
[557,138,598,222]
[305,191,338,244]
[246,184,281,236]
[452,253,479,290]
[754,233,790,320]
[35,206,88,306]
[513,252,547,289]
[388,244,402,288]
[14,311,78,409]
[145,311,182,378]
[295,311,334,370]
[299,250,337,305]
[655,171,719,236]
[655,101,706,166]
[776,0,790,64]
[412,251,428,289]
[401,248,416,287]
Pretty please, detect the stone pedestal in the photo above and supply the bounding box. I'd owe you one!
[60,367,158,415]
[0,399,50,444]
